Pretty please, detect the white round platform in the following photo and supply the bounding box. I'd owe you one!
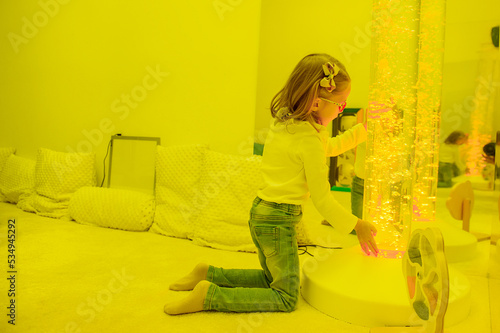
[301,246,471,328]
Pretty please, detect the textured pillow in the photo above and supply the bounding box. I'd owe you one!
[0,147,16,172]
[149,144,208,239]
[69,187,155,231]
[0,154,35,203]
[192,150,263,252]
[17,148,96,218]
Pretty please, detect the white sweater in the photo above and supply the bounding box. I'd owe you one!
[438,143,465,172]
[257,120,367,234]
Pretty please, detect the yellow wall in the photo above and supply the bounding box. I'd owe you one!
[1,0,499,173]
[0,0,261,181]
[254,0,373,143]
[441,0,500,140]
[255,0,500,143]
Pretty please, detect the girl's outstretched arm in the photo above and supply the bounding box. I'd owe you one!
[325,123,367,157]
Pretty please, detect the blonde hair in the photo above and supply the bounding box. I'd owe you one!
[270,53,350,130]
[444,130,467,144]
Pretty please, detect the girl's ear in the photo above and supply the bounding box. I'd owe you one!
[310,98,321,112]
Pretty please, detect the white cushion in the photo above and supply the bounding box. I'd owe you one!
[0,154,35,203]
[69,187,155,231]
[192,150,263,252]
[0,147,16,173]
[150,144,314,252]
[149,144,208,239]
[18,148,96,218]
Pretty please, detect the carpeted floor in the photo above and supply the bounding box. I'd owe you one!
[0,182,498,333]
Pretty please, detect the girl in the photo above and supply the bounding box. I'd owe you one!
[438,130,468,187]
[164,53,378,315]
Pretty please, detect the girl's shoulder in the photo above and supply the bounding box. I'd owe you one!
[439,143,460,153]
[272,119,326,134]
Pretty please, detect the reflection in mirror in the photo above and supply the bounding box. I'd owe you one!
[496,131,500,191]
[441,39,499,192]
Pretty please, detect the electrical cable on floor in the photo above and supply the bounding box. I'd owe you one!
[298,246,314,256]
[100,139,112,187]
[298,244,342,256]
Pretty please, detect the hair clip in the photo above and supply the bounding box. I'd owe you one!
[320,62,340,92]
[276,107,292,120]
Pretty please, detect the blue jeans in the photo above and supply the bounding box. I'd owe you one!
[203,197,302,312]
[438,162,460,188]
[351,176,364,219]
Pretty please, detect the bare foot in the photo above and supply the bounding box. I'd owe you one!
[169,263,209,291]
[164,280,211,315]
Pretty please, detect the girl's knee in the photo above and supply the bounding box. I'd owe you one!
[283,296,298,312]
[281,291,299,312]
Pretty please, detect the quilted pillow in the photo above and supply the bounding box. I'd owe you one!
[149,144,208,239]
[0,154,35,203]
[192,150,263,252]
[17,148,96,218]
[69,187,155,231]
[0,147,16,172]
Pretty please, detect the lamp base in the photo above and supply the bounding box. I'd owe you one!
[301,246,471,328]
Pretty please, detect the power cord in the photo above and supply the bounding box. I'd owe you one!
[100,139,112,187]
[298,246,314,256]
[298,245,342,257]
